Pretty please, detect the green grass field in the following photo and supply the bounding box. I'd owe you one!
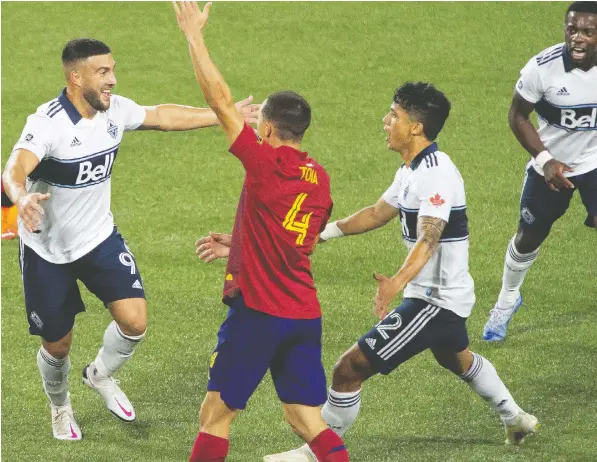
[2,2,596,461]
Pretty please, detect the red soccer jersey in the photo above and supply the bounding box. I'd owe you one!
[222,123,332,319]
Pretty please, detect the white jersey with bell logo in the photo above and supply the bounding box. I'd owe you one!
[12,89,146,263]
[515,43,597,177]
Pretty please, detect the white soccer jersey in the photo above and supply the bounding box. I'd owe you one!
[516,43,597,177]
[12,89,146,263]
[382,143,475,318]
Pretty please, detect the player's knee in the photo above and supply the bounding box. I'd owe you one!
[42,340,71,359]
[514,228,545,254]
[117,317,146,337]
[199,392,236,433]
[109,299,147,336]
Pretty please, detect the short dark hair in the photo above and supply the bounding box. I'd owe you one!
[62,38,111,65]
[393,82,451,141]
[262,91,311,142]
[567,1,597,17]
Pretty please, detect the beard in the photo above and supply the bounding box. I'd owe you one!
[83,88,108,112]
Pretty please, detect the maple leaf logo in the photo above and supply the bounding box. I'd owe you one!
[429,193,445,207]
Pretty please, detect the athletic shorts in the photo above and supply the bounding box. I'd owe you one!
[519,165,597,231]
[207,295,327,410]
[358,298,469,375]
[19,227,145,342]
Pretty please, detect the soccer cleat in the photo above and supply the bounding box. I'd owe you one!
[263,444,316,462]
[503,411,539,445]
[82,363,136,422]
[50,394,82,441]
[482,296,523,342]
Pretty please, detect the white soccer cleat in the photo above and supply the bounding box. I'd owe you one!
[82,363,136,422]
[482,296,523,342]
[50,395,82,441]
[263,444,316,462]
[503,411,539,445]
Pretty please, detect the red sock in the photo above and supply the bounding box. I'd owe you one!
[309,428,349,462]
[189,432,229,462]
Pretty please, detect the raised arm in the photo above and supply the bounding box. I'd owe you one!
[372,215,446,319]
[173,2,244,145]
[2,149,50,233]
[320,197,399,241]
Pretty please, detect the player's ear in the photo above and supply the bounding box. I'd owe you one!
[264,122,273,139]
[67,68,83,88]
[412,122,425,137]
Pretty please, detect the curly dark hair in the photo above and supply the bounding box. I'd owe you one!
[393,82,451,141]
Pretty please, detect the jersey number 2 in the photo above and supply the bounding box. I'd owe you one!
[283,193,313,245]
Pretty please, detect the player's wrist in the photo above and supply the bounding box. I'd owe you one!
[320,221,344,241]
[534,150,553,169]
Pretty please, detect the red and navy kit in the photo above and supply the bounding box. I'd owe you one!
[208,123,332,409]
[223,123,332,319]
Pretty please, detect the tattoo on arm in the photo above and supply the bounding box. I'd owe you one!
[416,216,447,255]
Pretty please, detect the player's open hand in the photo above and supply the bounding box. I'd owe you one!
[543,159,574,192]
[17,192,50,233]
[373,272,402,320]
[195,232,231,262]
[173,1,212,38]
[235,96,261,125]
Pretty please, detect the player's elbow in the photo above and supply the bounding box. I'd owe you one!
[508,107,528,133]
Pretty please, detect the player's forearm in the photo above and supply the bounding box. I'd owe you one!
[2,161,29,204]
[185,33,235,117]
[150,104,219,131]
[389,240,435,292]
[337,206,388,235]
[509,111,547,158]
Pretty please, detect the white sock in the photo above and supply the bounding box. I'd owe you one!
[321,388,362,437]
[460,353,522,421]
[37,347,70,407]
[93,321,145,378]
[497,237,539,309]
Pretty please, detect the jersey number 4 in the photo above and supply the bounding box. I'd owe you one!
[283,193,313,245]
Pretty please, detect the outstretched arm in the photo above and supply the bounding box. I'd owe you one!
[372,215,446,319]
[320,197,399,241]
[173,2,244,145]
[139,96,259,131]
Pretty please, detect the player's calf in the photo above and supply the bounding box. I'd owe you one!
[190,392,238,462]
[457,350,539,444]
[331,344,374,392]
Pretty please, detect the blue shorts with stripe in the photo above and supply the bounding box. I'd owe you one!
[19,227,145,342]
[520,165,597,231]
[357,298,469,375]
[207,295,327,410]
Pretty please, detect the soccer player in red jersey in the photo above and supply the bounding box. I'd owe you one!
[173,3,350,462]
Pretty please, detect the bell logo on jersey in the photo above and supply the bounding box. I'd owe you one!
[76,152,116,185]
[560,107,597,129]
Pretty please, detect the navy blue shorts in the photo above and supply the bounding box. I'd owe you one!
[207,296,327,410]
[519,165,597,231]
[19,227,145,342]
[357,298,469,375]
